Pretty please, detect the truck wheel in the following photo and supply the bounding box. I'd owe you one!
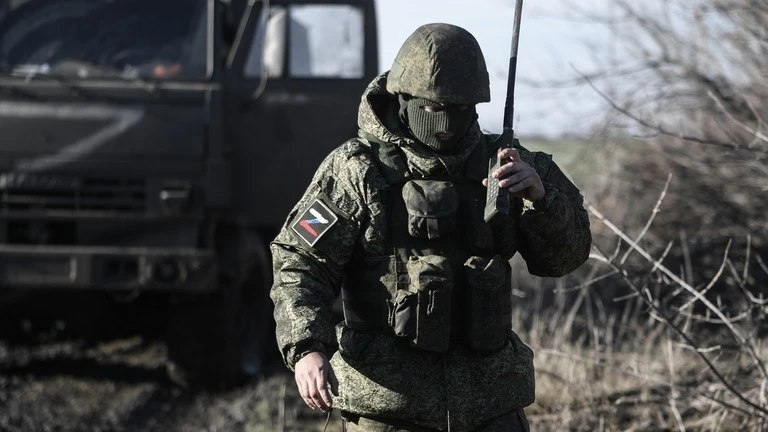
[164,228,273,391]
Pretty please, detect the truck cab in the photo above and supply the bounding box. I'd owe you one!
[0,0,378,387]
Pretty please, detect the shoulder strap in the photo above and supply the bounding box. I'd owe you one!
[358,131,411,185]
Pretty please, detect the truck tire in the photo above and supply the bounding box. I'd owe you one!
[164,226,273,390]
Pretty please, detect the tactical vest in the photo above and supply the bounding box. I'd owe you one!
[342,137,520,353]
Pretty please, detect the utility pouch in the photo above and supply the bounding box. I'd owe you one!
[464,255,511,351]
[389,255,452,352]
[402,180,459,240]
[389,289,417,337]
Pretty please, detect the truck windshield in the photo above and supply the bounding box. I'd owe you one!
[0,0,208,80]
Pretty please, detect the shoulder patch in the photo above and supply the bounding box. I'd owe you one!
[291,198,339,247]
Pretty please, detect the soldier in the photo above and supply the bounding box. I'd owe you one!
[270,23,591,432]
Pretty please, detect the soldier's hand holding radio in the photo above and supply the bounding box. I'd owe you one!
[483,147,545,202]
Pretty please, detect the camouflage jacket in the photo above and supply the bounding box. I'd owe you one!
[270,73,591,431]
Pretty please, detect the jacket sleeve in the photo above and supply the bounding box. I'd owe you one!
[269,146,371,371]
[516,147,592,277]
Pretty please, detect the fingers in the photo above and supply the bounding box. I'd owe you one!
[492,161,522,180]
[294,353,336,412]
[486,150,542,199]
[507,176,536,194]
[313,372,332,412]
[499,147,520,162]
[488,149,522,180]
[297,371,328,411]
[296,374,315,410]
[498,171,527,189]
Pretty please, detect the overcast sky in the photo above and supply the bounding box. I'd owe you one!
[375,0,614,138]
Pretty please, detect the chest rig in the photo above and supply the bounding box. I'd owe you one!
[342,138,518,353]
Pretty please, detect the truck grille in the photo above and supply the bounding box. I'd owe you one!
[0,174,146,214]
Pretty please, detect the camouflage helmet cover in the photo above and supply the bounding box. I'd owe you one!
[386,23,491,105]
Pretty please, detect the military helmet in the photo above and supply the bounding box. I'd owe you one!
[386,23,491,105]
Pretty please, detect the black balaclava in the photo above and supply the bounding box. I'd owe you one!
[399,95,476,153]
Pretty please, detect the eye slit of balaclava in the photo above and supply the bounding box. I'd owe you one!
[420,103,471,113]
[398,94,476,153]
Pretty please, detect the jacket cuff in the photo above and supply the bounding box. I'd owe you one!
[520,182,572,234]
[286,339,329,371]
[523,181,560,213]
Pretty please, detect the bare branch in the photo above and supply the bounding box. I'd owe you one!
[677,344,722,354]
[575,65,768,154]
[707,90,768,144]
[620,174,673,264]
[678,240,731,312]
[725,259,768,307]
[556,270,619,294]
[591,243,768,417]
[743,234,751,284]
[588,204,768,383]
[670,308,751,325]
[757,255,768,279]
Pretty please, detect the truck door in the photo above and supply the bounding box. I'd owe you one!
[223,0,378,227]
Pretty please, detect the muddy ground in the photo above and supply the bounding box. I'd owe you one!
[0,292,334,432]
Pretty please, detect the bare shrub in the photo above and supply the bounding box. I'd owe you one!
[508,0,768,429]
[581,0,768,245]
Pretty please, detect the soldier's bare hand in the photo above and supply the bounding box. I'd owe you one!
[295,352,338,412]
[483,148,545,202]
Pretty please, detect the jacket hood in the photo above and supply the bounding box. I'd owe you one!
[357,73,484,178]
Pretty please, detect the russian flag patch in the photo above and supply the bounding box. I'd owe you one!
[291,198,339,247]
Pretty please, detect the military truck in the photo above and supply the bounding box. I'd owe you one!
[0,0,378,388]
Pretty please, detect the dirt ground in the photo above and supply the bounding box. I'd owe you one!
[0,293,334,432]
[5,291,759,432]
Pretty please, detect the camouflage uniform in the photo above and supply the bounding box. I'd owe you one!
[270,24,591,432]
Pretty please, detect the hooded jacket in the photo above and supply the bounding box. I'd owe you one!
[270,73,591,431]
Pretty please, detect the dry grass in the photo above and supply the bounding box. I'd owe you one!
[516,304,767,431]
